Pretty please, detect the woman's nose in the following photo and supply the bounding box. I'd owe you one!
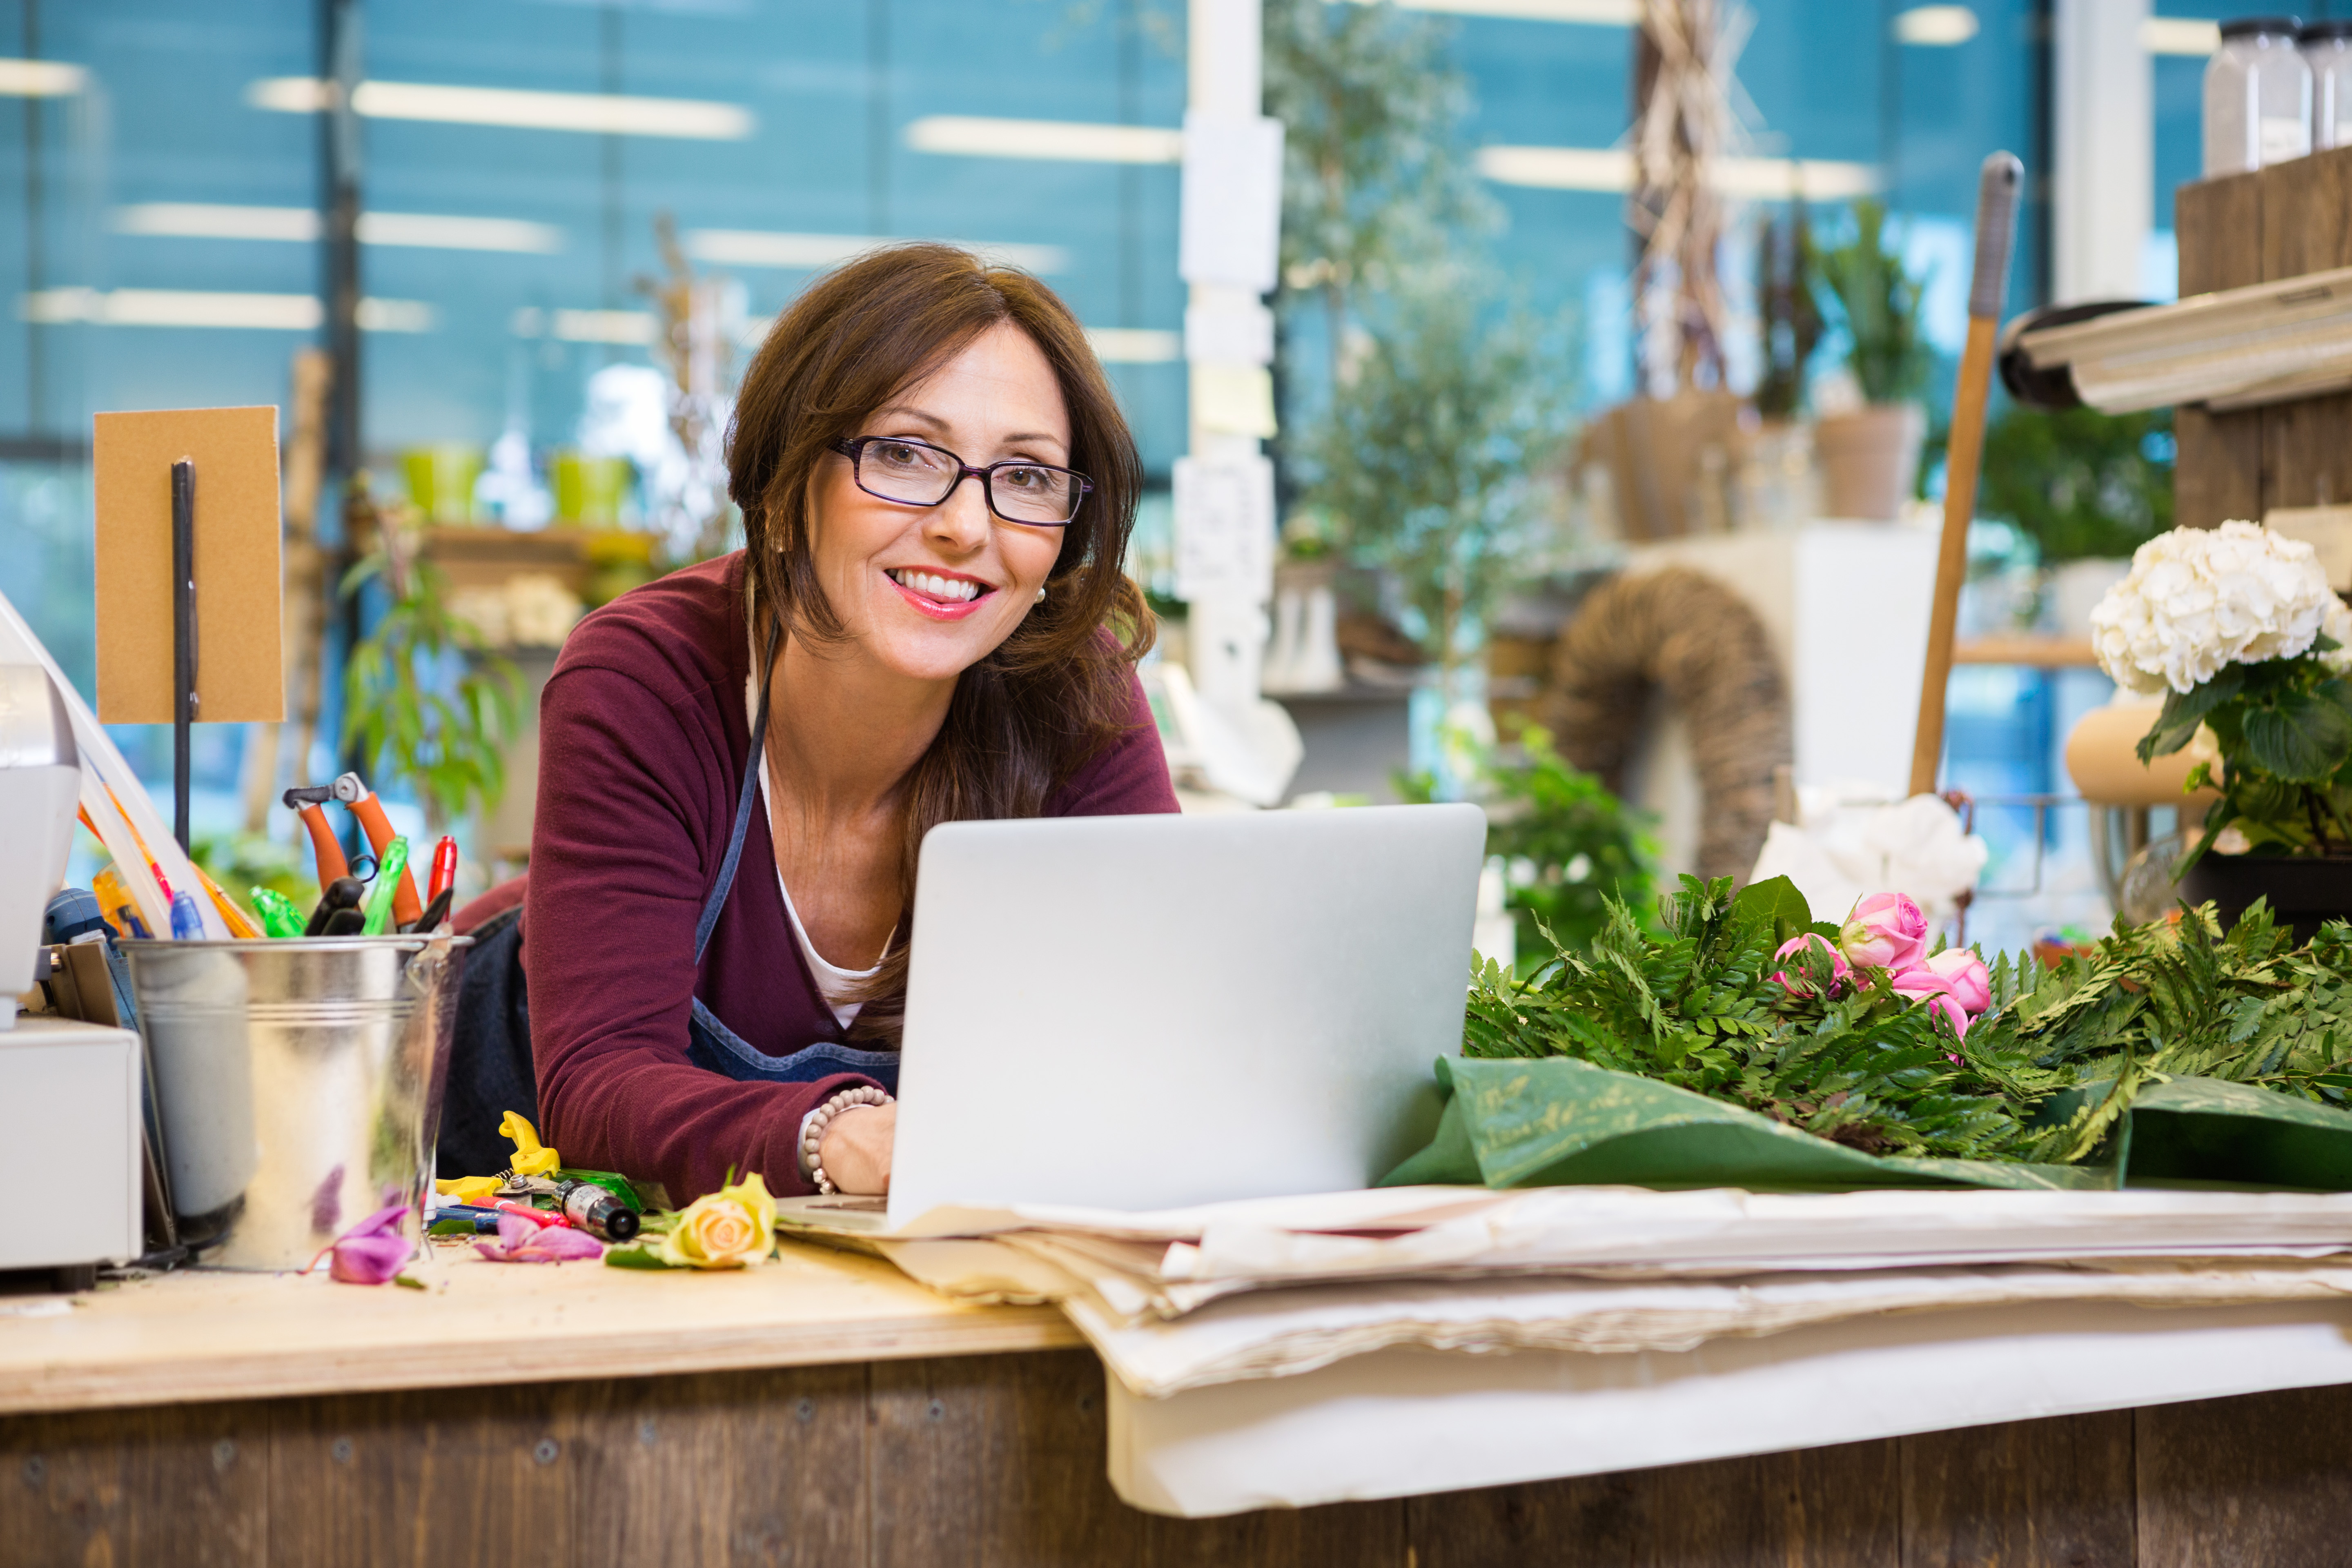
[926,471,993,551]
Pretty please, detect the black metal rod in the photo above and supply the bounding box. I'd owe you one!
[172,457,196,854]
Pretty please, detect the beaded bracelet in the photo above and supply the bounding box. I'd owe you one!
[802,1085,893,1195]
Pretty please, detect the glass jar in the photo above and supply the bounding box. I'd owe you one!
[2205,15,2314,175]
[2304,20,2352,150]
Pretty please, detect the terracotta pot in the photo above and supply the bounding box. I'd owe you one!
[1812,404,1925,522]
[2178,853,2352,944]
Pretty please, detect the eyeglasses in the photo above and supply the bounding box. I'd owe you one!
[830,435,1092,527]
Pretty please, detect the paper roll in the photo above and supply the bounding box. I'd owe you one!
[2065,705,2222,808]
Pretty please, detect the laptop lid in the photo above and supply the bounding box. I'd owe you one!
[886,803,1486,1226]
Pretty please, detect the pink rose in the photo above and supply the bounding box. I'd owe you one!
[1840,893,1928,971]
[1891,948,1992,1040]
[1771,933,1850,999]
[1920,947,1991,1014]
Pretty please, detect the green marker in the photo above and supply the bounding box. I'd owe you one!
[250,888,307,939]
[361,836,408,935]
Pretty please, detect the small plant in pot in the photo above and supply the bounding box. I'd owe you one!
[2091,520,2352,938]
[1812,200,1931,521]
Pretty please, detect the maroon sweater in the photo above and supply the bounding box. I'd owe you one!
[525,552,1178,1202]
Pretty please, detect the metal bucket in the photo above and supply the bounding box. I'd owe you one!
[123,935,470,1270]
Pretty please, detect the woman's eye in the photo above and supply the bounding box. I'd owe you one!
[1001,466,1042,490]
[875,442,923,467]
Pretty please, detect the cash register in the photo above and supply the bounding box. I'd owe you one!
[2,662,145,1289]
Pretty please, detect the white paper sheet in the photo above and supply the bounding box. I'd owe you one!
[1105,1298,2352,1516]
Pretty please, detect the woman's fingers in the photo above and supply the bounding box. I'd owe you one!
[819,1102,897,1195]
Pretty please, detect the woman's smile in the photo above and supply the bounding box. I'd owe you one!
[884,565,996,620]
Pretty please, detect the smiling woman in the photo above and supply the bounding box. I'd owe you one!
[496,245,1176,1206]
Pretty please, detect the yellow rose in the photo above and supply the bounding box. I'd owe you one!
[656,1171,778,1269]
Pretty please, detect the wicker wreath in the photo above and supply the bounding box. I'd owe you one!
[1542,566,1793,884]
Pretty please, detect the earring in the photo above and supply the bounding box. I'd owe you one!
[1034,584,1047,603]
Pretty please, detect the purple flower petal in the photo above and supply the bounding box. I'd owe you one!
[473,1211,604,1263]
[330,1232,414,1285]
[519,1226,605,1261]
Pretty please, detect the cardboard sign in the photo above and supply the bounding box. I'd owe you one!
[93,406,284,724]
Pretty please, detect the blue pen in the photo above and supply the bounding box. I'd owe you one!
[168,891,204,940]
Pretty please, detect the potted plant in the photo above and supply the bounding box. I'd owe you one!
[1979,404,2174,637]
[2092,520,2352,938]
[1811,200,1930,521]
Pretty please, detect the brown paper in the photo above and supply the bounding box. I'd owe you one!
[93,406,285,724]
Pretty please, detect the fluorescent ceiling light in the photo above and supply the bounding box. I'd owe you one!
[0,58,87,96]
[1476,145,1877,200]
[1893,5,1978,45]
[2141,17,2219,56]
[115,203,318,242]
[248,77,753,140]
[510,306,657,344]
[683,229,1068,275]
[1332,0,1637,21]
[904,116,1185,164]
[114,203,564,253]
[20,287,433,332]
[1086,327,1183,363]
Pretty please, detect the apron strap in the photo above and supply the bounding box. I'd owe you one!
[696,616,781,964]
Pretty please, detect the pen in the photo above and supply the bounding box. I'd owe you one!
[360,836,408,936]
[428,835,458,903]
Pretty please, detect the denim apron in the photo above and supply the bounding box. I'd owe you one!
[682,626,902,1094]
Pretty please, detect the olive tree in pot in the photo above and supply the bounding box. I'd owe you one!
[1813,200,1930,521]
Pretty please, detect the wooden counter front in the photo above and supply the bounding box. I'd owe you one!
[8,1241,2352,1563]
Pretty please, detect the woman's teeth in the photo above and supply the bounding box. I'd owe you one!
[891,569,982,603]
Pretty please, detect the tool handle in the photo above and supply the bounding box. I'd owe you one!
[1911,151,2024,800]
[1966,153,2024,321]
[348,792,423,927]
[295,802,351,887]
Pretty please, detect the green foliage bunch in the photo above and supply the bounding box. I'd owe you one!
[2139,641,2352,864]
[1978,406,2174,566]
[1814,200,1931,407]
[342,549,523,834]
[1466,875,2352,1168]
[1480,726,1655,955]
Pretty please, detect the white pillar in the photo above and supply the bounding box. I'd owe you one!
[2053,0,2155,303]
[1172,0,1302,804]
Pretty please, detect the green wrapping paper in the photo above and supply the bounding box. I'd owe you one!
[1378,1056,2352,1193]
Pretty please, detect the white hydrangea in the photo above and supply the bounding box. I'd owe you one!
[2088,521,2340,695]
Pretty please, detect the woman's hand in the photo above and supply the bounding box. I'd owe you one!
[819,1102,896,1195]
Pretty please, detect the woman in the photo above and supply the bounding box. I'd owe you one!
[524,244,1177,1204]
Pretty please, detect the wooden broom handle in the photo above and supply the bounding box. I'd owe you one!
[1909,153,2023,799]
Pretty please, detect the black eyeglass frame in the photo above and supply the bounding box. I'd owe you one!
[829,435,1094,527]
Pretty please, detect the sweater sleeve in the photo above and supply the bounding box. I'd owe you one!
[524,661,874,1203]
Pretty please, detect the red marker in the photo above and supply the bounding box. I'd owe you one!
[428,836,459,903]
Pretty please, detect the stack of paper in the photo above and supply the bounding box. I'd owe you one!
[779,1184,2352,1514]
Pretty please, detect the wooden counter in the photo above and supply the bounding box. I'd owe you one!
[7,1239,2352,1564]
[0,1237,1076,1417]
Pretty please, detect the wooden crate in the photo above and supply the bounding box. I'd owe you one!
[2174,145,2352,526]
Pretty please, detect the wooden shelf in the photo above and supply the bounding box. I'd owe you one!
[1951,635,2100,668]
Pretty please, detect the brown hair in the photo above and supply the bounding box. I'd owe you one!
[726,242,1155,1045]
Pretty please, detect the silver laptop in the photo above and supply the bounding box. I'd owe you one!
[880,802,1486,1228]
